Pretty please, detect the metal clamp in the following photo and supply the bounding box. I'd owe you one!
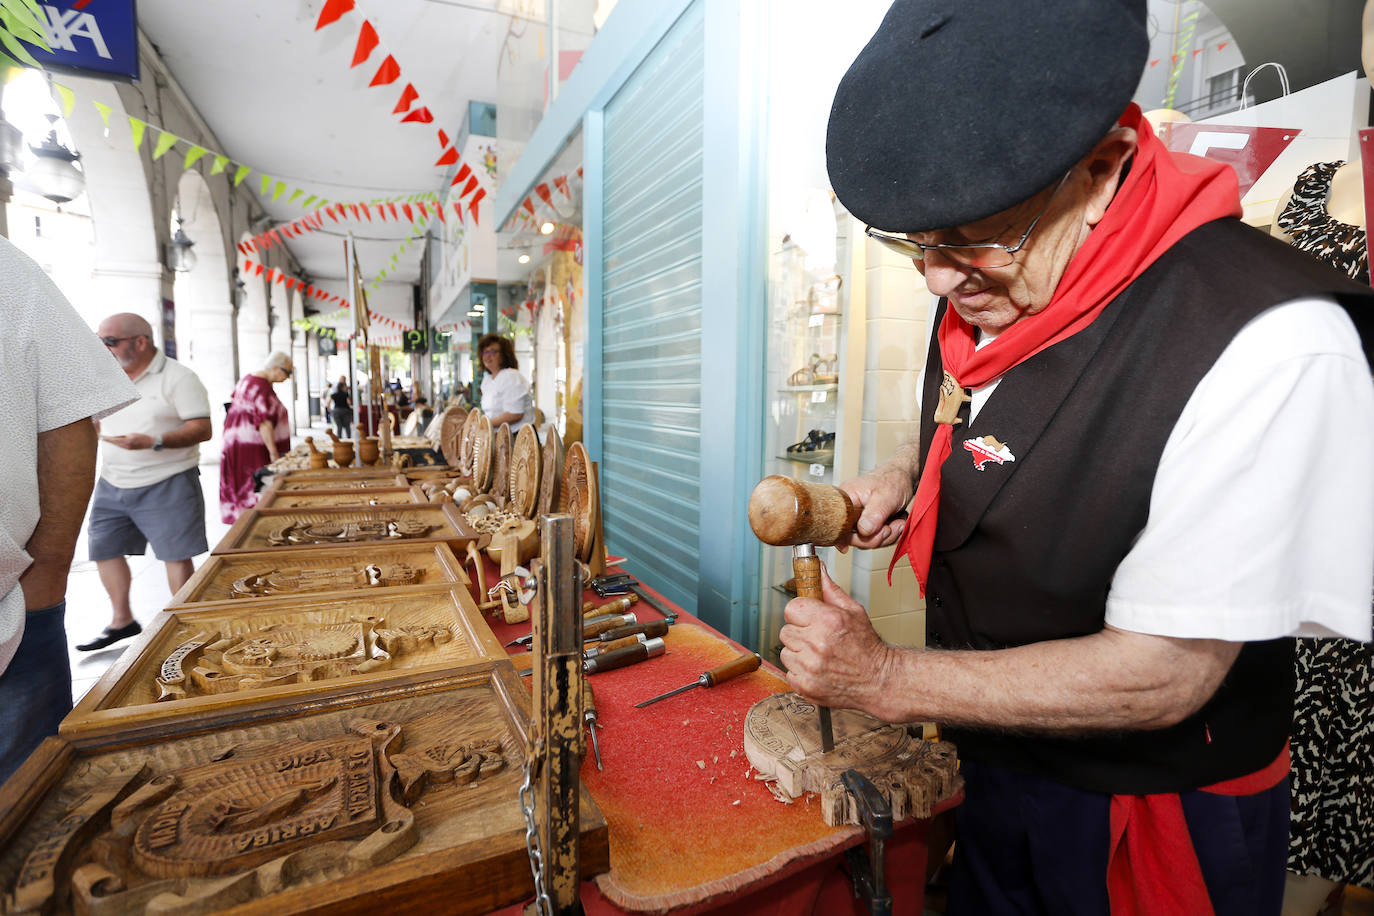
[842,769,893,916]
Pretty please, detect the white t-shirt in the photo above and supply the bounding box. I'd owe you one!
[0,238,138,675]
[480,368,535,432]
[98,349,211,488]
[921,295,1374,644]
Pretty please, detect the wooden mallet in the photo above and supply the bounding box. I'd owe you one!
[748,475,862,752]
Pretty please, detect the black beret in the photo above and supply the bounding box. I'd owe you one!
[826,0,1148,232]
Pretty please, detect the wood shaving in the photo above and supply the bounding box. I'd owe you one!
[712,755,718,764]
[730,750,737,758]
[696,760,705,769]
[732,799,740,806]
[767,782,795,805]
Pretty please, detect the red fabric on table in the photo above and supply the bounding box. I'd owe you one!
[476,565,955,914]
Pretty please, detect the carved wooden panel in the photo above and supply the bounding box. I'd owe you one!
[490,424,512,503]
[508,426,540,519]
[255,487,424,509]
[458,409,480,477]
[561,442,597,563]
[470,414,493,493]
[742,692,962,826]
[271,470,408,491]
[63,586,508,743]
[437,407,467,468]
[214,506,477,555]
[168,544,468,607]
[538,429,563,516]
[2,671,608,916]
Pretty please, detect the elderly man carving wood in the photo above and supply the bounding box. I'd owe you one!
[778,2,1374,913]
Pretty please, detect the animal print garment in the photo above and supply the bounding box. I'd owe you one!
[1287,636,1374,887]
[1275,160,1369,284]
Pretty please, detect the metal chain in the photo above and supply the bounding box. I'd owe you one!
[520,740,552,916]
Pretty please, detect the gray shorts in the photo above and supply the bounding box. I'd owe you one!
[88,467,209,562]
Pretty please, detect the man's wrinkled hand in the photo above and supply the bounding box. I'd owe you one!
[837,464,915,551]
[101,433,153,450]
[778,566,899,719]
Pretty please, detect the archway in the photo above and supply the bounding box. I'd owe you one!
[171,169,233,434]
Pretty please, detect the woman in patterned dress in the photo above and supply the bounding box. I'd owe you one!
[219,351,293,523]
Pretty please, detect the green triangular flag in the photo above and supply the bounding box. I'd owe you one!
[92,101,112,130]
[210,155,229,175]
[302,195,317,209]
[128,117,147,150]
[288,189,302,204]
[272,181,286,201]
[183,145,208,170]
[151,129,179,160]
[233,164,251,187]
[260,174,272,196]
[52,82,74,117]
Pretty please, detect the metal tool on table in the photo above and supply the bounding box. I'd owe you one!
[508,618,671,651]
[583,612,637,638]
[583,633,648,658]
[841,769,894,916]
[633,653,761,708]
[747,475,862,752]
[582,680,603,771]
[582,593,638,618]
[583,637,665,675]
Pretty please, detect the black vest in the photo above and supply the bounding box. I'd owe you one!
[919,218,1374,794]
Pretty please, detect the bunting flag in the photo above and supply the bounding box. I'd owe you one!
[315,0,354,31]
[211,154,229,175]
[260,174,273,196]
[53,83,74,117]
[152,129,179,160]
[128,117,146,150]
[370,54,400,86]
[183,145,208,170]
[393,83,418,114]
[438,129,449,148]
[93,100,111,130]
[458,175,478,198]
[401,106,433,124]
[534,183,553,206]
[435,147,458,167]
[351,21,379,67]
[233,165,251,186]
[553,174,570,197]
[467,188,485,225]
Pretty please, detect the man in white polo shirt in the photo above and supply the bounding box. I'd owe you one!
[79,313,212,651]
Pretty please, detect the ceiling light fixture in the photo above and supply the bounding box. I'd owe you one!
[517,253,531,264]
[540,221,555,235]
[166,216,197,273]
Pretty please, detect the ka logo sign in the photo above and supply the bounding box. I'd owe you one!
[1155,124,1300,197]
[39,4,112,60]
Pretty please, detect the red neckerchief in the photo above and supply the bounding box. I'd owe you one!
[890,103,1243,591]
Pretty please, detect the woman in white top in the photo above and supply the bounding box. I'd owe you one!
[478,333,535,432]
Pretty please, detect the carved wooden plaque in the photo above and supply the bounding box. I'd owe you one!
[438,407,468,468]
[255,487,424,509]
[538,428,563,516]
[64,585,508,743]
[168,543,468,607]
[215,506,478,555]
[457,408,480,477]
[508,425,540,519]
[742,692,961,826]
[490,423,512,503]
[272,470,409,491]
[470,414,493,493]
[2,670,608,916]
[561,442,598,563]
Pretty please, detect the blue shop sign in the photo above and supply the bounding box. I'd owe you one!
[25,1,139,82]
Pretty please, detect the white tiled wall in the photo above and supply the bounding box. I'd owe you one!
[851,236,931,646]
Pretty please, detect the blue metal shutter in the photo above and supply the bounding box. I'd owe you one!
[598,3,704,613]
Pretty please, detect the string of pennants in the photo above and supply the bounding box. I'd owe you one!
[313,0,488,218]
[1148,38,1234,69]
[510,167,584,233]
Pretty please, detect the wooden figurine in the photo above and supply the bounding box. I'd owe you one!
[742,692,961,826]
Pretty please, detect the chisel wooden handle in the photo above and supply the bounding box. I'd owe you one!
[584,634,644,658]
[583,594,638,618]
[793,553,823,600]
[584,637,665,674]
[588,620,670,644]
[583,613,636,638]
[702,652,761,686]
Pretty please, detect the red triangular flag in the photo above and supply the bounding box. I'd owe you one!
[453,202,465,224]
[285,278,298,290]
[370,54,400,86]
[403,203,414,222]
[467,188,485,225]
[1218,41,1229,51]
[377,204,388,222]
[351,21,379,68]
[243,259,255,272]
[401,106,434,124]
[264,269,276,284]
[453,163,472,184]
[327,207,339,223]
[392,83,418,114]
[1192,48,1203,58]
[553,175,570,196]
[389,202,399,221]
[361,205,372,222]
[438,129,450,147]
[315,0,354,31]
[1149,58,1160,68]
[522,197,535,214]
[436,204,446,223]
[255,263,265,277]
[435,147,458,167]
[535,183,553,206]
[349,204,361,221]
[460,175,479,198]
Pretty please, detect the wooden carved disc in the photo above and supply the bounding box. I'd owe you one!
[742,692,961,826]
[491,423,513,503]
[538,429,563,517]
[561,441,597,562]
[439,406,468,467]
[509,425,541,518]
[471,413,493,492]
[458,408,480,476]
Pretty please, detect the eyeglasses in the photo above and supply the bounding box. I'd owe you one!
[99,334,147,347]
[865,171,1072,269]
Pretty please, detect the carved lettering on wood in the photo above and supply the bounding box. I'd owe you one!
[742,692,961,826]
[265,518,436,547]
[230,562,420,598]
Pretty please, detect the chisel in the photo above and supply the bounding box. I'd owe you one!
[583,679,602,770]
[633,653,761,708]
[588,619,671,644]
[583,637,666,674]
[583,594,638,618]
